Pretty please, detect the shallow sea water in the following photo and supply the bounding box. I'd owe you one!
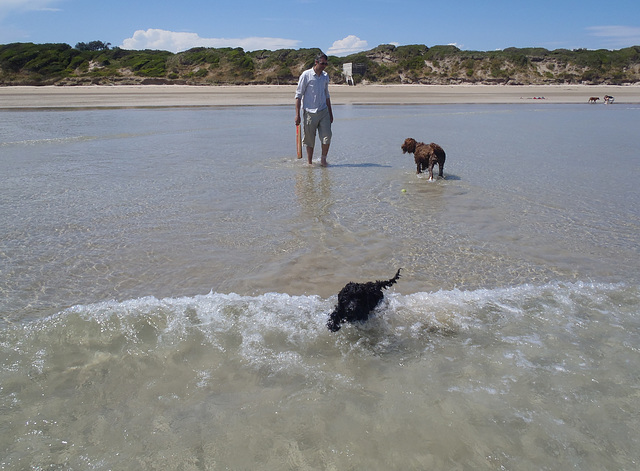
[1,103,639,470]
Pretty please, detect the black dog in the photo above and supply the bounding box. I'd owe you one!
[327,269,401,332]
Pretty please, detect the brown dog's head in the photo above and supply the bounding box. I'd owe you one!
[401,138,417,154]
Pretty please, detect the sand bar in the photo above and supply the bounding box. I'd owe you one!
[1,84,639,109]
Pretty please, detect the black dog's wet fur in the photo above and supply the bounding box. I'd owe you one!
[327,269,402,332]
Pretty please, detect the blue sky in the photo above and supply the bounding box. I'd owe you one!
[1,0,640,55]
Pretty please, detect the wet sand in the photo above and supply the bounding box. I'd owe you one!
[1,84,639,108]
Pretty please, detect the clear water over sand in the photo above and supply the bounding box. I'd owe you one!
[1,103,639,469]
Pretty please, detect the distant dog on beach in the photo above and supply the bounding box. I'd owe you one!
[401,138,446,181]
[588,97,599,103]
[327,269,401,332]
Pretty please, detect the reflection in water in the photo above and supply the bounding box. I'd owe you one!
[294,166,333,223]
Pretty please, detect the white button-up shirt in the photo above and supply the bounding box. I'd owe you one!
[295,68,330,113]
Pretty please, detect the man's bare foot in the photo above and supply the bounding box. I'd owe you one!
[320,156,328,166]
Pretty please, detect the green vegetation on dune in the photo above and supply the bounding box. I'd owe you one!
[1,42,639,86]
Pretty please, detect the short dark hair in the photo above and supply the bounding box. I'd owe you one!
[315,52,328,62]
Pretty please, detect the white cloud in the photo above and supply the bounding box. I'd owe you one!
[587,25,640,48]
[121,28,301,53]
[327,35,369,56]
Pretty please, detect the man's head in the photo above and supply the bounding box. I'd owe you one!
[315,53,328,69]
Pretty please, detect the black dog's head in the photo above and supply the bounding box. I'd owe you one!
[327,269,401,332]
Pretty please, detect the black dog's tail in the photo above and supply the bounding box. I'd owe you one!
[375,268,402,290]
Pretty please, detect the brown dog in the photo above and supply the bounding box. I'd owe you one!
[401,138,446,180]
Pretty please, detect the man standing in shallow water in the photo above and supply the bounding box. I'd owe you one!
[295,53,334,166]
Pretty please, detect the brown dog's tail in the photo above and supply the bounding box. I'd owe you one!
[376,268,402,290]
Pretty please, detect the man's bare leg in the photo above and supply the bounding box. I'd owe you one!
[320,142,330,166]
[306,145,314,165]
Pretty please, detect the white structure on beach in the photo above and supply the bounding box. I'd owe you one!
[342,63,367,85]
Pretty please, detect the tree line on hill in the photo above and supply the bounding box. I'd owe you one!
[1,41,639,86]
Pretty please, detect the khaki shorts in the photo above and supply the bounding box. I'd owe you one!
[302,108,332,148]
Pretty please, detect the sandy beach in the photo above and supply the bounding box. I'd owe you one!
[1,84,639,108]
